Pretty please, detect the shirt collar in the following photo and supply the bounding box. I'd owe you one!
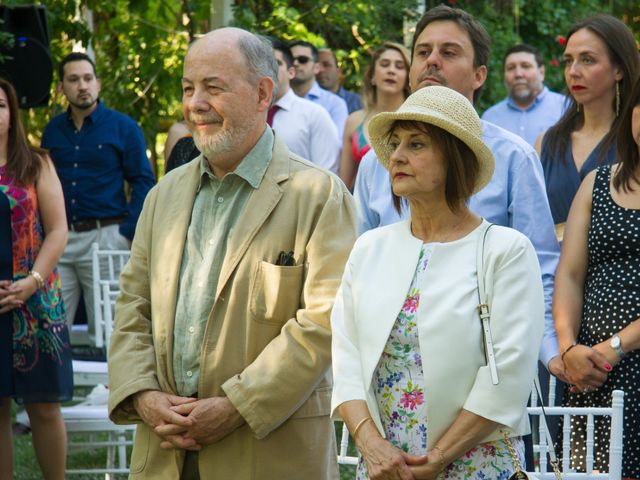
[306,81,323,100]
[275,88,296,111]
[507,86,549,112]
[65,99,106,127]
[198,127,274,190]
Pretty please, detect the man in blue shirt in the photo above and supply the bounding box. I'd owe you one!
[317,48,362,114]
[290,40,349,138]
[482,44,567,146]
[354,6,564,383]
[41,52,155,343]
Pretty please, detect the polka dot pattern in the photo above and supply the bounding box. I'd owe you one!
[562,166,640,477]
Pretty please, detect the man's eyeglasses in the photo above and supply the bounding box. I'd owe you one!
[293,55,312,65]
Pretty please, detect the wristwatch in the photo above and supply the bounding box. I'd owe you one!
[610,334,626,359]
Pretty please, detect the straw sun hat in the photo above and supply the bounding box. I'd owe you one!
[368,85,495,194]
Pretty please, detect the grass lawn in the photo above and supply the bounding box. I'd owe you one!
[14,430,125,479]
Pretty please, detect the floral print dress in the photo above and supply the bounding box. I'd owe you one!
[0,165,73,404]
[356,244,526,480]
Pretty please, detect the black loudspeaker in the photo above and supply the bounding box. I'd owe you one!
[0,5,52,109]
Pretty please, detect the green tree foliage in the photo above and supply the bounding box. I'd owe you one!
[0,0,637,173]
[232,0,421,98]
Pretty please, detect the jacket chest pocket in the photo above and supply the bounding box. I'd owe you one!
[250,260,304,326]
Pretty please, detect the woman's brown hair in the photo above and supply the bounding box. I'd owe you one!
[613,76,640,193]
[362,42,411,111]
[0,77,45,186]
[543,15,640,164]
[388,120,479,214]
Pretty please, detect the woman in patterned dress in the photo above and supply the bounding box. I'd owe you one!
[554,77,640,479]
[331,86,544,479]
[0,78,71,479]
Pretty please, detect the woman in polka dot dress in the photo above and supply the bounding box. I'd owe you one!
[554,76,640,479]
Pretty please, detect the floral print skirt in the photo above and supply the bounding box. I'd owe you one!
[356,244,525,479]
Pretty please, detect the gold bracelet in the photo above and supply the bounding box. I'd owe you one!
[352,416,372,441]
[29,270,44,289]
[561,342,578,361]
[432,445,446,472]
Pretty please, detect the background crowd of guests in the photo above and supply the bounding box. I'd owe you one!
[1,3,639,480]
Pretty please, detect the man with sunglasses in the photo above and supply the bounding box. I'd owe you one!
[290,40,348,138]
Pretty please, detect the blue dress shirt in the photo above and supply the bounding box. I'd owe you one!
[42,101,156,240]
[336,86,362,114]
[482,87,567,147]
[353,120,561,367]
[302,81,349,138]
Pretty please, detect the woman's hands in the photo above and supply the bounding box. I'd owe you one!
[357,430,428,480]
[408,449,445,479]
[0,277,38,314]
[563,344,612,393]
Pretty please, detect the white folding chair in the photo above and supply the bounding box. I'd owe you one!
[71,244,130,391]
[526,389,624,479]
[63,404,136,478]
[91,242,130,350]
[336,421,358,467]
[65,264,135,477]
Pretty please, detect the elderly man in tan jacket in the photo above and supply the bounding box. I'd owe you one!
[107,27,357,479]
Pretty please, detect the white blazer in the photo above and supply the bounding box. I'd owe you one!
[331,219,544,448]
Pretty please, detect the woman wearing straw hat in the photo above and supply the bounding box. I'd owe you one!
[331,86,544,479]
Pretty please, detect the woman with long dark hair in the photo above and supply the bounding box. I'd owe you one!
[535,14,640,239]
[554,76,640,479]
[0,78,71,480]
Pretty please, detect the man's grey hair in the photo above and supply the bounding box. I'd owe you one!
[239,33,279,101]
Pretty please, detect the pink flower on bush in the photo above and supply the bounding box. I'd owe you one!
[550,58,560,67]
[556,35,566,46]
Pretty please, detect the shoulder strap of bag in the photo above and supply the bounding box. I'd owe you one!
[476,222,499,385]
[477,222,562,479]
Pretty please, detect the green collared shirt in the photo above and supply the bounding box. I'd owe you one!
[173,128,274,395]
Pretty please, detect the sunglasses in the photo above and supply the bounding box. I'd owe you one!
[293,55,312,65]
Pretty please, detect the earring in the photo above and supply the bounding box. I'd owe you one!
[615,81,620,117]
[371,79,376,86]
[576,103,580,113]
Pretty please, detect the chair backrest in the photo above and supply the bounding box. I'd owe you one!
[336,389,625,479]
[526,389,624,479]
[100,280,121,351]
[336,422,358,466]
[91,242,130,348]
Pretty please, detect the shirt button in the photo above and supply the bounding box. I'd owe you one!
[74,163,78,168]
[71,199,76,204]
[188,326,195,333]
[72,181,76,186]
[75,145,79,150]
[98,145,102,149]
[197,281,203,288]
[186,370,193,377]
[209,239,214,245]
[217,197,224,203]
[73,215,77,220]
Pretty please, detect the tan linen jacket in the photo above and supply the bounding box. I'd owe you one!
[107,135,357,479]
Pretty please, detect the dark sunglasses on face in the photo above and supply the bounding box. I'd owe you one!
[293,55,312,65]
